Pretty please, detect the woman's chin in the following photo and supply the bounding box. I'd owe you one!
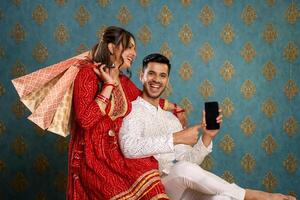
[120,64,131,70]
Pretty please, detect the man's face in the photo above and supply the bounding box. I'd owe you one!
[140,62,169,99]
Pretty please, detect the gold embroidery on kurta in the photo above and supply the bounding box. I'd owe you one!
[108,84,128,121]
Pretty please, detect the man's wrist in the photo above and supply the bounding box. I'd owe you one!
[173,131,183,145]
[201,132,214,147]
[173,133,179,145]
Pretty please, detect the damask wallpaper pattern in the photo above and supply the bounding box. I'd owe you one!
[0,0,299,199]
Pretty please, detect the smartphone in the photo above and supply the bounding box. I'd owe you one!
[104,62,116,69]
[204,101,220,130]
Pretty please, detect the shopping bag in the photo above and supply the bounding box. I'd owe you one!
[11,51,89,137]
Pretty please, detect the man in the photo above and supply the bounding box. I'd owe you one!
[119,53,295,200]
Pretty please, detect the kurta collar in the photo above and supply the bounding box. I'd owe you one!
[136,96,162,114]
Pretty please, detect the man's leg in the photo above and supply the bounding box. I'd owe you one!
[244,189,296,200]
[162,161,245,200]
[162,161,296,200]
[181,188,232,200]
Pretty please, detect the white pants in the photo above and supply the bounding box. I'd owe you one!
[161,161,246,200]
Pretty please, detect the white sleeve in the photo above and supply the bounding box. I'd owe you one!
[119,109,174,159]
[174,136,212,165]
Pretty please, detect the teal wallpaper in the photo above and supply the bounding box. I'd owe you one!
[0,0,299,199]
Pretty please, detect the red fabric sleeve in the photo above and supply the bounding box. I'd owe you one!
[159,99,165,109]
[73,66,105,129]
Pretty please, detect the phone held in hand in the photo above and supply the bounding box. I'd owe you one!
[204,101,220,130]
[105,63,116,69]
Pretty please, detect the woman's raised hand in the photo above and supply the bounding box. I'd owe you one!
[93,63,118,84]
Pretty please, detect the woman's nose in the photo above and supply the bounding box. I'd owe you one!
[132,50,137,58]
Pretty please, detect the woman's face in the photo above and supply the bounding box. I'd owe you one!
[114,37,136,69]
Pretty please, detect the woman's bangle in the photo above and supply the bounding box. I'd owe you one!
[172,103,186,116]
[97,94,110,104]
[174,109,185,114]
[103,82,117,90]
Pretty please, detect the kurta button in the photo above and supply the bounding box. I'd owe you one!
[108,130,115,136]
[73,174,79,179]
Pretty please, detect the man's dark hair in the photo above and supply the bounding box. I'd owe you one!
[142,53,171,74]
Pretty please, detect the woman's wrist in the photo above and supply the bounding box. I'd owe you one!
[103,81,118,90]
[159,99,185,114]
[172,103,185,117]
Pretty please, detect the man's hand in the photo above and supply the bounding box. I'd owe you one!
[201,110,223,147]
[173,124,201,145]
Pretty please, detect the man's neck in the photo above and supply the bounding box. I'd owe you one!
[141,93,159,108]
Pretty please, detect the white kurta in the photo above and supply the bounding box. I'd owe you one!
[119,96,212,173]
[119,97,245,200]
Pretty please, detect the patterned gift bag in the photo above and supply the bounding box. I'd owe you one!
[11,52,89,137]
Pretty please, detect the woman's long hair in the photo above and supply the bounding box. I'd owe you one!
[91,26,135,76]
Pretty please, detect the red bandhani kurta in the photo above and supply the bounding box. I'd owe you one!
[67,62,169,200]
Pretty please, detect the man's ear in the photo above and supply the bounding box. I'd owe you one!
[108,43,115,55]
[139,71,144,82]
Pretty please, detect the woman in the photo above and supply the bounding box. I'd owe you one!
[67,26,183,200]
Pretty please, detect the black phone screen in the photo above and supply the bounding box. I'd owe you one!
[205,101,220,130]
